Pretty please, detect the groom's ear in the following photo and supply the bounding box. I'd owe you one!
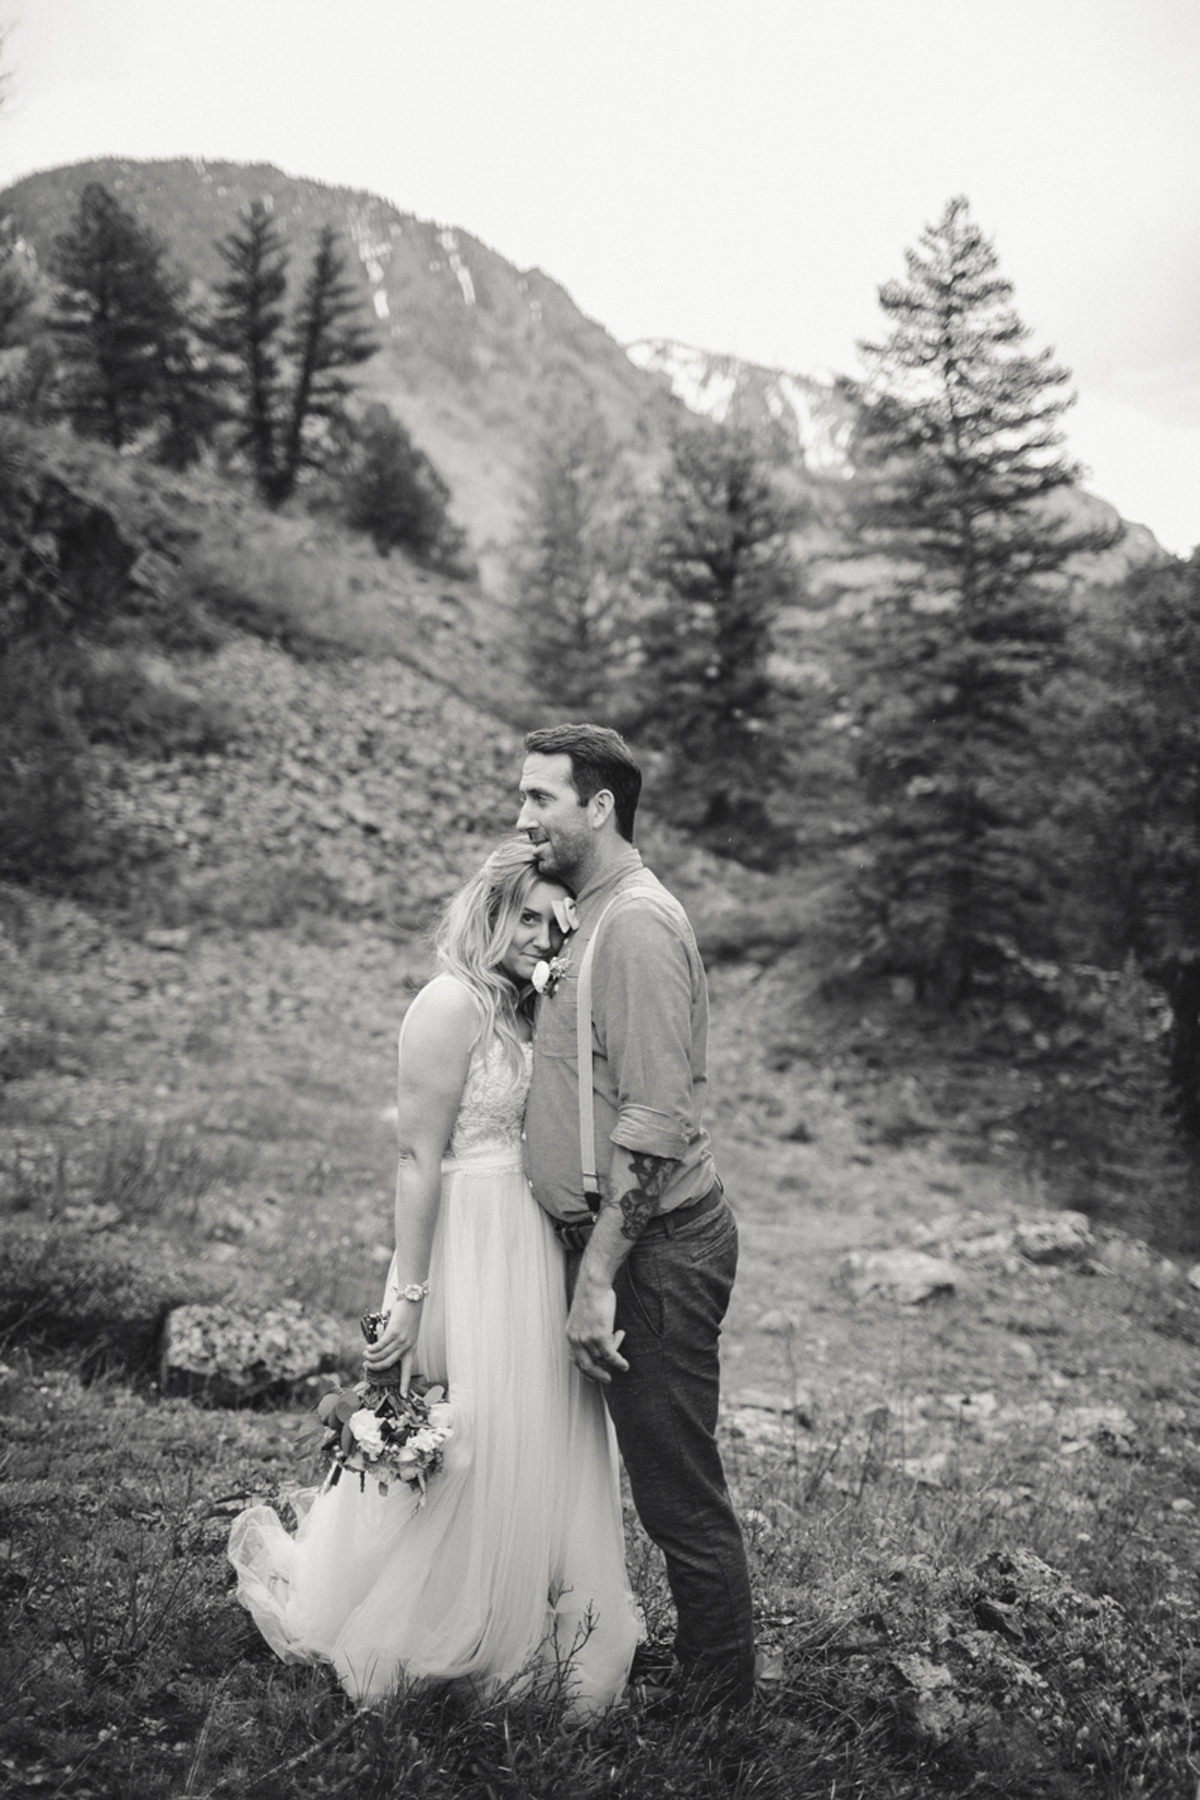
[589,788,615,830]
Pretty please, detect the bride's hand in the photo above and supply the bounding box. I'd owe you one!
[362,1304,422,1376]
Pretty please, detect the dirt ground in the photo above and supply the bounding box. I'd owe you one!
[6,895,1200,1529]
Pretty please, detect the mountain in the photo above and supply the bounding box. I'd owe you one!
[625,338,1166,590]
[0,157,675,574]
[626,337,853,477]
[0,158,1166,592]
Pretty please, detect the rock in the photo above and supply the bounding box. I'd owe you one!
[841,1249,957,1306]
[1187,1263,1200,1293]
[339,788,383,832]
[62,1201,123,1231]
[940,1390,998,1426]
[1013,1212,1094,1265]
[889,1652,975,1746]
[731,1386,815,1426]
[899,1453,949,1487]
[756,1308,800,1336]
[144,927,190,952]
[159,1300,341,1406]
[1058,1404,1138,1456]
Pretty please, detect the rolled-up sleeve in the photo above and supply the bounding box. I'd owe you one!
[594,904,697,1161]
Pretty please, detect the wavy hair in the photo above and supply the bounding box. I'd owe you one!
[434,838,559,1075]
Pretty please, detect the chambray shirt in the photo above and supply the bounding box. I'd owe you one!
[525,849,717,1223]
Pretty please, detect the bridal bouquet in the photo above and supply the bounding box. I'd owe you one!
[313,1311,453,1501]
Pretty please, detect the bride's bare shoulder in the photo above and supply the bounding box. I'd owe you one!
[400,974,484,1052]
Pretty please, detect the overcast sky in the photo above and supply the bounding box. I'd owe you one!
[3,0,1198,552]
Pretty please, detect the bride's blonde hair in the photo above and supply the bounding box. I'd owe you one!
[434,838,556,1075]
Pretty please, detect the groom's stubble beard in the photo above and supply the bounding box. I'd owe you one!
[532,819,591,891]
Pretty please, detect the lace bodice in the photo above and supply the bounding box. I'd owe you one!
[447,1032,532,1160]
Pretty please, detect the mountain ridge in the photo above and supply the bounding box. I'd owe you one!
[0,156,1167,586]
[0,157,673,570]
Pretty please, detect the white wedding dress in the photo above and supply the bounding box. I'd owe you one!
[228,977,640,1714]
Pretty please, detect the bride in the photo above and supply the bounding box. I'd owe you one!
[228,839,640,1713]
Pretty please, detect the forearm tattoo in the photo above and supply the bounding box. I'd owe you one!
[610,1150,679,1242]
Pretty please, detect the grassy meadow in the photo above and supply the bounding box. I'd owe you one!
[3,436,1200,1798]
[4,886,1200,1800]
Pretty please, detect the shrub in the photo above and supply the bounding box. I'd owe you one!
[0,642,101,885]
[83,1121,254,1223]
[166,857,346,929]
[0,1224,199,1375]
[338,404,469,570]
[75,651,238,756]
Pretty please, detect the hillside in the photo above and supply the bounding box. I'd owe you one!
[0,156,676,568]
[1,158,1168,604]
[3,421,1200,1791]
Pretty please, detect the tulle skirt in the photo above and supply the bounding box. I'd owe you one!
[228,1148,640,1714]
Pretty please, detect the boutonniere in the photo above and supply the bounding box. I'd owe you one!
[552,897,579,936]
[532,950,572,996]
[533,897,579,997]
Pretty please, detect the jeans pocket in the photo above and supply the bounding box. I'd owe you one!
[680,1202,739,1270]
[617,1246,664,1339]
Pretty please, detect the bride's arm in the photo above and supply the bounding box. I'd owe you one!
[362,979,481,1376]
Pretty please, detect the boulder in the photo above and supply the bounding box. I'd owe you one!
[144,927,190,953]
[159,1299,342,1406]
[755,1308,800,1336]
[1013,1212,1094,1265]
[841,1248,957,1306]
[1057,1404,1138,1456]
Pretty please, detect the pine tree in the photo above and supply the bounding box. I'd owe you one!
[277,226,376,502]
[635,416,799,862]
[1072,553,1200,1131]
[49,183,207,459]
[515,405,641,714]
[0,214,32,350]
[209,208,376,506]
[842,196,1119,999]
[339,402,463,566]
[207,201,289,501]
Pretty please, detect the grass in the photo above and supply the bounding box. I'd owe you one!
[4,860,1200,1792]
[1,1341,1197,1798]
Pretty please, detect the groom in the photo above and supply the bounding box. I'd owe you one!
[517,722,755,1712]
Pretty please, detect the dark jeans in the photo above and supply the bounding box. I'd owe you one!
[597,1194,755,1709]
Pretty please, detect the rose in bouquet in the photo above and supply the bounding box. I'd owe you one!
[313,1310,453,1501]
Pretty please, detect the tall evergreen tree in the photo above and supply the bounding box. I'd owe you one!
[1068,553,1200,1131]
[635,416,799,862]
[207,201,289,501]
[0,213,33,351]
[277,226,376,502]
[49,183,208,460]
[209,207,376,505]
[515,404,641,714]
[841,196,1119,999]
[339,402,463,566]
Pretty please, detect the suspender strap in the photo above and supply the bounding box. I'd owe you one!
[574,886,660,1200]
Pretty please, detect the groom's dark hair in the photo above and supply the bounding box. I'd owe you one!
[524,723,642,842]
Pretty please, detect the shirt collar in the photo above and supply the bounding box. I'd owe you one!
[576,846,644,909]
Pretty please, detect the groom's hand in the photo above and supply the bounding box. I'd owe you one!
[566,1279,628,1384]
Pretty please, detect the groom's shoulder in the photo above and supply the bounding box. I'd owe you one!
[606,873,697,953]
